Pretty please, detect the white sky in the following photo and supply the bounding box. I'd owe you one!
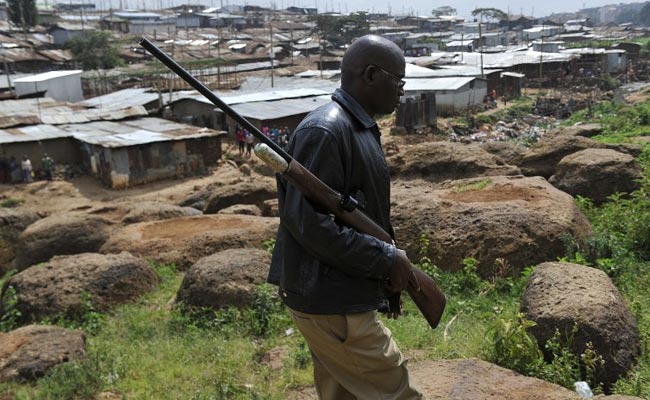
[97,0,641,19]
[261,0,639,20]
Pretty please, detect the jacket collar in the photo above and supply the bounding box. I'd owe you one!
[332,88,377,130]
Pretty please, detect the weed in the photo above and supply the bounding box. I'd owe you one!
[35,352,105,400]
[0,198,24,208]
[485,312,542,374]
[453,178,492,193]
[0,285,22,332]
[262,238,276,253]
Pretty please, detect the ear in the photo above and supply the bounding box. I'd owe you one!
[362,65,378,86]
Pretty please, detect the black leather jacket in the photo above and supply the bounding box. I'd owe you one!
[268,88,397,314]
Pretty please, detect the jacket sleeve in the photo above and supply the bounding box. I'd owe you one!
[279,125,396,280]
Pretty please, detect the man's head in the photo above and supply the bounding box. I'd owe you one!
[341,35,405,116]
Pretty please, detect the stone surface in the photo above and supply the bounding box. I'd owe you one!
[2,252,158,323]
[387,141,520,182]
[176,248,271,309]
[0,325,86,382]
[521,262,641,387]
[100,214,279,270]
[180,178,277,214]
[518,134,640,179]
[549,149,641,204]
[390,176,593,276]
[13,213,112,270]
[121,201,202,224]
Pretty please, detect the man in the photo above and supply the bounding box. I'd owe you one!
[268,35,422,399]
[42,153,54,181]
[21,155,32,183]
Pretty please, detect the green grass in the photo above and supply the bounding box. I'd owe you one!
[0,198,24,208]
[563,100,650,144]
[453,178,492,193]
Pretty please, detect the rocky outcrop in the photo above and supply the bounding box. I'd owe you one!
[0,325,85,382]
[176,248,271,310]
[180,178,277,214]
[390,176,592,276]
[518,134,640,178]
[13,213,112,271]
[100,214,279,270]
[2,252,158,323]
[217,204,263,216]
[0,209,43,275]
[480,141,528,166]
[387,141,521,182]
[521,262,641,388]
[549,149,641,204]
[121,201,202,224]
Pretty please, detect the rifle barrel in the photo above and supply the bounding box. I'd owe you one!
[139,37,292,164]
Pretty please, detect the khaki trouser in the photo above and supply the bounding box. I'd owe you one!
[289,309,423,400]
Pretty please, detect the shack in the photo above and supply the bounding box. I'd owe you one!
[403,77,487,115]
[59,118,227,189]
[14,70,84,102]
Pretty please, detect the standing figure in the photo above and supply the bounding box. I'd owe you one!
[268,35,423,399]
[236,127,246,157]
[21,155,32,183]
[42,153,54,181]
[245,130,254,157]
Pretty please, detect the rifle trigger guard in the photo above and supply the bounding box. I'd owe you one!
[339,194,359,212]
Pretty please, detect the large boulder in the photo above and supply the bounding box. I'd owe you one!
[176,248,271,310]
[0,209,43,276]
[551,123,604,138]
[1,252,158,323]
[549,149,641,205]
[521,262,641,388]
[518,134,640,178]
[387,141,520,182]
[100,214,279,270]
[390,176,592,276]
[0,325,85,382]
[12,213,112,271]
[289,358,645,399]
[480,141,528,166]
[121,201,202,224]
[180,178,277,214]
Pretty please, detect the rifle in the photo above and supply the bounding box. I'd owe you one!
[139,37,446,329]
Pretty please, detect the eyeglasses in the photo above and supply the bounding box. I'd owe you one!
[370,64,405,88]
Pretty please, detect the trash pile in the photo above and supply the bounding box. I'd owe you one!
[448,115,559,144]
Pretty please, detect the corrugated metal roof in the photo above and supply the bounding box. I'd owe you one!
[219,87,331,105]
[79,88,195,109]
[59,117,226,147]
[561,48,626,55]
[460,51,574,69]
[227,95,331,120]
[403,77,475,92]
[0,97,148,128]
[0,124,71,144]
[14,70,83,83]
[295,70,341,79]
[38,49,74,62]
[1,48,49,62]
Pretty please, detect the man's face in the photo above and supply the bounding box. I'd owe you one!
[371,61,405,115]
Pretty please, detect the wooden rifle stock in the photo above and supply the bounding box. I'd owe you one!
[139,37,446,329]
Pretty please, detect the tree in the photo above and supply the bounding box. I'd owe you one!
[66,31,124,70]
[432,6,456,17]
[471,7,508,22]
[311,12,369,47]
[7,0,37,30]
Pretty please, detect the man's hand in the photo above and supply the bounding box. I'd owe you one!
[386,248,413,293]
